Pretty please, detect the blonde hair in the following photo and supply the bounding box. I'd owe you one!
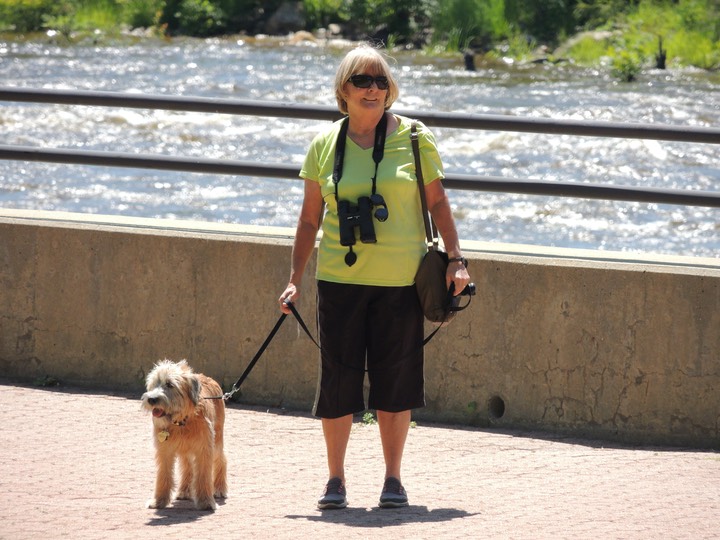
[334,43,399,115]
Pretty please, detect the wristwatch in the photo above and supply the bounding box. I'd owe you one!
[448,256,468,268]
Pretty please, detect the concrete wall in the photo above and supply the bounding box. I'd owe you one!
[1,209,718,448]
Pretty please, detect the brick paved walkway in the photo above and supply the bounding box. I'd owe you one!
[1,381,718,539]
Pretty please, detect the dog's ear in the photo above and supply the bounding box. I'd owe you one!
[188,374,202,405]
[177,359,191,371]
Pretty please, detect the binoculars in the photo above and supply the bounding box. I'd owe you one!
[458,283,476,296]
[338,194,388,246]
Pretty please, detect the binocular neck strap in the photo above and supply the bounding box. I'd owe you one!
[332,113,388,201]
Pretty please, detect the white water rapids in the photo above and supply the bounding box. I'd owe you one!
[1,36,718,257]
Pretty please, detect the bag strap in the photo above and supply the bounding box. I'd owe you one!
[410,121,438,250]
[412,121,442,346]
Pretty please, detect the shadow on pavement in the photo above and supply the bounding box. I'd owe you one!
[287,505,478,528]
[145,499,227,526]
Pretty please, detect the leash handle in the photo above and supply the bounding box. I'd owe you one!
[284,300,321,350]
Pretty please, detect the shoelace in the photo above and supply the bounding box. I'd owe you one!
[324,478,345,495]
[382,478,405,495]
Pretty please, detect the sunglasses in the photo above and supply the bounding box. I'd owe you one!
[348,74,390,90]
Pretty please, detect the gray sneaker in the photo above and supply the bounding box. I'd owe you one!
[317,477,347,509]
[379,477,409,508]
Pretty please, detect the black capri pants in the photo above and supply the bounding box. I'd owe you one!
[313,280,426,419]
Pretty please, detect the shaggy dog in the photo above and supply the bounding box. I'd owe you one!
[141,359,227,511]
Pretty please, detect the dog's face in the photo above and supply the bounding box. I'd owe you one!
[141,359,202,425]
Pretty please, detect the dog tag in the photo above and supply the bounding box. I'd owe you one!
[158,430,169,442]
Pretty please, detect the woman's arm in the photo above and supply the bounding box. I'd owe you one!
[424,177,471,295]
[279,179,324,313]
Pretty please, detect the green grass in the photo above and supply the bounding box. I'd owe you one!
[564,33,615,65]
[559,1,720,74]
[359,411,416,428]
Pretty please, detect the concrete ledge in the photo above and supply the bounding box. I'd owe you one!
[1,209,718,448]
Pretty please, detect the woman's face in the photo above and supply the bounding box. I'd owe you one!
[343,67,388,118]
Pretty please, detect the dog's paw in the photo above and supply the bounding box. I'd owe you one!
[214,488,228,499]
[146,497,169,509]
[175,489,192,500]
[195,497,217,511]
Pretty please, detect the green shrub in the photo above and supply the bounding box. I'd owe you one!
[338,0,429,44]
[430,0,507,50]
[0,0,64,32]
[562,1,719,71]
[611,50,642,82]
[676,0,718,38]
[505,0,574,45]
[340,0,386,35]
[303,0,343,30]
[121,0,163,29]
[178,0,225,36]
[507,31,539,58]
[667,28,720,69]
[622,0,720,69]
[160,0,226,36]
[574,0,633,30]
[216,0,283,34]
[72,0,122,31]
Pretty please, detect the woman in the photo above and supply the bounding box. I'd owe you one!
[278,43,470,510]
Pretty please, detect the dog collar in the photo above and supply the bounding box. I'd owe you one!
[157,410,188,427]
[156,415,188,443]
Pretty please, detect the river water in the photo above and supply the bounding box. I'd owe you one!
[1,35,718,258]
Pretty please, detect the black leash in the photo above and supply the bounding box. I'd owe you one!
[206,301,318,401]
[207,296,459,400]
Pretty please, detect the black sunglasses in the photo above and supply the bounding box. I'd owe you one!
[348,74,390,90]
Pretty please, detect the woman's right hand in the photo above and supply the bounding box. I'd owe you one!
[278,284,299,314]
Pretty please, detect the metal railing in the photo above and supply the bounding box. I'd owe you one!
[1,87,719,208]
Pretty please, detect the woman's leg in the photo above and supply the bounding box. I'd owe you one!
[322,414,353,482]
[376,409,411,480]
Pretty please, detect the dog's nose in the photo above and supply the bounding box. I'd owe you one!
[148,397,158,405]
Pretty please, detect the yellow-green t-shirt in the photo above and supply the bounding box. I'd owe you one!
[299,114,444,287]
